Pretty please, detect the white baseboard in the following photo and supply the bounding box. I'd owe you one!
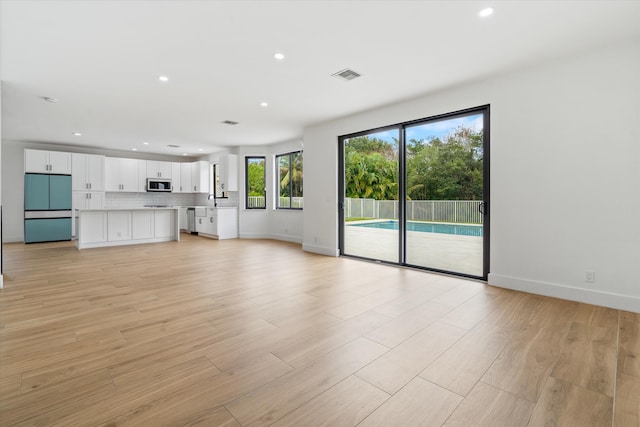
[302,243,339,257]
[239,232,275,240]
[488,273,640,313]
[269,233,303,244]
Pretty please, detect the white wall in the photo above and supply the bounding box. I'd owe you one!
[1,140,196,242]
[237,140,304,243]
[303,38,640,312]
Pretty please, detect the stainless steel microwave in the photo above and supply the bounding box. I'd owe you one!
[147,178,172,192]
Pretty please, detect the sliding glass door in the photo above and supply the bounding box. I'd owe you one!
[339,106,489,279]
[341,128,400,263]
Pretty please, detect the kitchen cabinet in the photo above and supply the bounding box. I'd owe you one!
[73,191,104,210]
[76,208,179,250]
[107,211,132,241]
[78,211,108,244]
[219,154,238,191]
[25,149,72,174]
[132,211,154,239]
[178,207,188,230]
[191,161,209,193]
[72,153,105,191]
[146,161,172,179]
[155,210,174,238]
[72,192,104,237]
[105,157,139,192]
[137,159,148,192]
[197,207,238,239]
[171,163,182,192]
[180,163,193,193]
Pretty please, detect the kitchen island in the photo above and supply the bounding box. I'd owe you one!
[75,207,180,250]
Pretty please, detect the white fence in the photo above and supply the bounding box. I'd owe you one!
[247,196,303,209]
[345,198,483,224]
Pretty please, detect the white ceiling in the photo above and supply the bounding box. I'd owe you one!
[2,1,639,156]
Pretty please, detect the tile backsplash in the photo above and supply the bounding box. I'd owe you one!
[105,192,238,208]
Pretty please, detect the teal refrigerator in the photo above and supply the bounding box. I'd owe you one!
[24,174,72,243]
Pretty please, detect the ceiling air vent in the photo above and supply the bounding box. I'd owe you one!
[222,120,239,125]
[167,144,180,148]
[332,68,362,81]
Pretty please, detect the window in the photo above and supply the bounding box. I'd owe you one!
[276,151,303,209]
[245,156,266,209]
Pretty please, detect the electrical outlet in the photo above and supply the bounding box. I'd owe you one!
[585,270,595,283]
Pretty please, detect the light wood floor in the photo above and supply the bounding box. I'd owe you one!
[0,235,638,426]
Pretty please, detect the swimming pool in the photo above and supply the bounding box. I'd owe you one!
[349,220,483,237]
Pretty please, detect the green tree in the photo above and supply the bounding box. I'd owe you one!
[247,159,265,196]
[345,137,397,200]
[406,126,483,200]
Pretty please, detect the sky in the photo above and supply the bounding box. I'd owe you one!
[368,114,483,146]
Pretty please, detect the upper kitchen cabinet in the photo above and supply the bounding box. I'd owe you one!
[219,154,238,191]
[105,157,139,192]
[146,161,172,179]
[72,153,105,191]
[171,163,182,192]
[25,149,71,174]
[191,161,209,193]
[180,163,193,193]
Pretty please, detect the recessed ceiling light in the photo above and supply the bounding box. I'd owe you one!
[183,153,188,156]
[479,7,494,17]
[158,75,169,82]
[72,132,82,136]
[273,52,285,61]
[132,148,137,151]
[43,96,58,103]
[260,102,269,107]
[143,141,149,145]
[198,148,204,152]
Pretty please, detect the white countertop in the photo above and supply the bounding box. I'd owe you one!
[76,207,180,212]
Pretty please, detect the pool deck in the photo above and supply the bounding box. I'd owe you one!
[344,222,483,277]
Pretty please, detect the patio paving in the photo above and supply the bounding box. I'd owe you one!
[344,225,483,277]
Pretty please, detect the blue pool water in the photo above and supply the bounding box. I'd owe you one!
[350,220,483,237]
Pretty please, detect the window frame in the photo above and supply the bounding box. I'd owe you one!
[245,156,266,210]
[275,150,303,210]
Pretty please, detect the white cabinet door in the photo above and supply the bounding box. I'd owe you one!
[105,157,121,191]
[73,154,105,191]
[191,161,209,193]
[80,211,108,244]
[120,158,139,192]
[195,216,207,233]
[72,154,88,190]
[137,159,148,192]
[206,211,217,235]
[49,151,72,174]
[181,163,192,192]
[86,192,105,209]
[87,155,105,191]
[105,158,139,192]
[154,210,174,238]
[25,149,49,173]
[132,211,154,239]
[220,154,238,191]
[25,150,71,174]
[108,211,131,241]
[146,161,172,178]
[179,207,188,230]
[171,163,181,192]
